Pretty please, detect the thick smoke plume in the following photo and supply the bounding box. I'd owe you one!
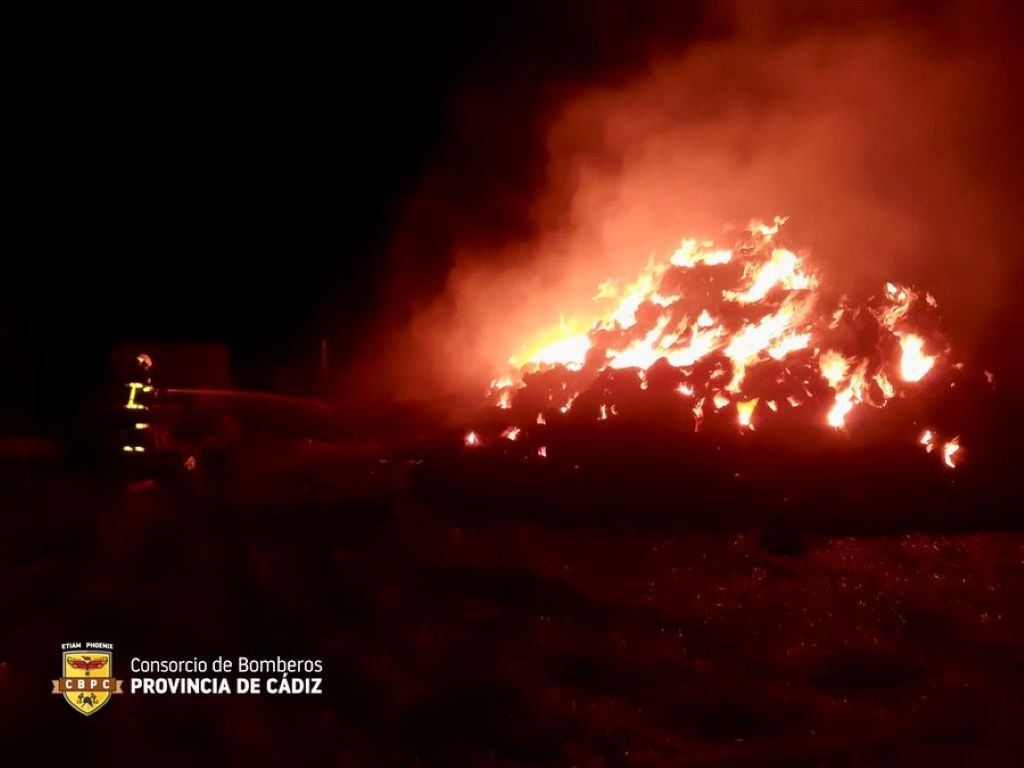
[349,1,1022,408]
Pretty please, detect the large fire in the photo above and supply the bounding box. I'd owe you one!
[476,218,966,468]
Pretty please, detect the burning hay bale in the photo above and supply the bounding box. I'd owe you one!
[400,217,1013,533]
[472,218,973,471]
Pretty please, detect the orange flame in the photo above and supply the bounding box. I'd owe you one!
[897,333,937,383]
[737,398,759,430]
[484,217,965,459]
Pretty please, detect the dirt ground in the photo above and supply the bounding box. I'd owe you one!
[1,450,1022,766]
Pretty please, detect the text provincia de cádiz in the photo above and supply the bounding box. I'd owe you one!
[129,656,323,695]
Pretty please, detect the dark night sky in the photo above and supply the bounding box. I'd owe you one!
[9,8,461,387]
[4,2,711,431]
[3,2,1021,434]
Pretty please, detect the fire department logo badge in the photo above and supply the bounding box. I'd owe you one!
[52,643,123,716]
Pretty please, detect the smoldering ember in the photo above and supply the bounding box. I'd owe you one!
[2,1,1022,765]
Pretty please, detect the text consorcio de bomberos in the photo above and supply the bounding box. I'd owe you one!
[129,656,324,694]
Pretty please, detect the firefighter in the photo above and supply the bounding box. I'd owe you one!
[121,353,158,457]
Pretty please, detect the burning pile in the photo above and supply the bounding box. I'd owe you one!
[469,218,970,469]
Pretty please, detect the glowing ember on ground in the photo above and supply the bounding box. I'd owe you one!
[480,217,970,465]
[920,429,935,453]
[943,438,962,469]
[464,431,480,447]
